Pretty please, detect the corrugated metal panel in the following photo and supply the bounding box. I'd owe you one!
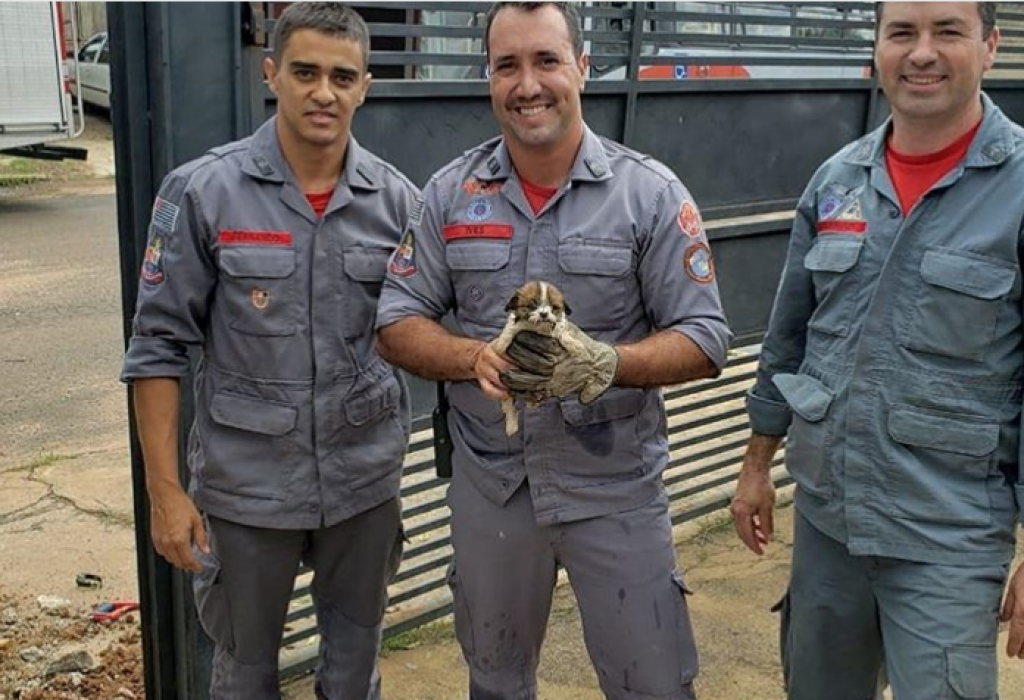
[0,2,66,130]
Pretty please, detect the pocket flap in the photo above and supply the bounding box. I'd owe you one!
[804,238,864,273]
[210,392,298,436]
[558,240,632,277]
[888,405,998,457]
[560,387,644,426]
[920,249,1016,300]
[771,373,834,423]
[945,645,997,699]
[343,247,391,282]
[220,248,296,279]
[345,374,401,426]
[445,242,511,271]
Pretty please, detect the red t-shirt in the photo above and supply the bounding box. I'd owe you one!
[306,190,334,217]
[885,120,981,216]
[520,177,558,215]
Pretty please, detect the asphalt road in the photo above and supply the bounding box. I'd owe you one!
[0,192,126,471]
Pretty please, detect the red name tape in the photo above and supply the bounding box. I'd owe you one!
[219,230,294,246]
[816,221,866,235]
[443,224,513,241]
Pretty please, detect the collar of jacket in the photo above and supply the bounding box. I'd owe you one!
[844,92,1016,170]
[240,116,383,191]
[470,123,615,185]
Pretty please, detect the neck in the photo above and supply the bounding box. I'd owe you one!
[506,120,585,188]
[889,98,984,155]
[276,120,348,192]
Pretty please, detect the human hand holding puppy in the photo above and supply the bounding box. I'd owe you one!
[490,281,619,435]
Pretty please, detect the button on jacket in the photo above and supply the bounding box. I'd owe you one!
[122,118,420,530]
[377,126,732,525]
[748,95,1024,566]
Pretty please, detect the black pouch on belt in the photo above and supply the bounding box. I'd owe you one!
[433,381,453,479]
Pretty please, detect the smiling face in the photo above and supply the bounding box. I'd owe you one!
[486,4,588,154]
[875,2,998,130]
[264,28,372,153]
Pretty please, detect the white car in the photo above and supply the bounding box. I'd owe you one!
[67,32,110,108]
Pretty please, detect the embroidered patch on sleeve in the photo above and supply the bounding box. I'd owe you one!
[152,197,180,232]
[678,201,704,238]
[141,234,166,285]
[683,242,715,284]
[388,229,418,278]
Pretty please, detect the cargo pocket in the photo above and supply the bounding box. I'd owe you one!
[887,405,997,526]
[342,371,407,490]
[901,249,1015,362]
[192,549,234,652]
[557,387,646,487]
[944,645,997,699]
[219,247,297,336]
[771,591,792,691]
[446,563,475,657]
[803,236,863,337]
[671,571,700,687]
[341,246,392,340]
[205,391,297,500]
[445,241,511,327]
[557,238,633,330]
[772,373,835,499]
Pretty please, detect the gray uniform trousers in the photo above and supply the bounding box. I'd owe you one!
[447,474,698,700]
[779,509,1008,700]
[193,497,403,700]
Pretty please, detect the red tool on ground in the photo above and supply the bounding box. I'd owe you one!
[90,601,139,622]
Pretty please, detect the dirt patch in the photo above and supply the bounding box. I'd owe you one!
[0,587,142,700]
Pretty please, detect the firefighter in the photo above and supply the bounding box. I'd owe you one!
[120,4,418,698]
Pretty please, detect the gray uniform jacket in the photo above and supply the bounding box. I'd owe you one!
[377,126,732,525]
[748,94,1024,566]
[122,118,420,530]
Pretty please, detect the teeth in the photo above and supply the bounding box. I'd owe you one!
[518,105,547,116]
[905,76,943,85]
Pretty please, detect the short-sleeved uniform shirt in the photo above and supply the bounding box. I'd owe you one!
[377,126,732,524]
[122,118,421,530]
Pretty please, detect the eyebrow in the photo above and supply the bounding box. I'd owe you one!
[288,60,360,78]
[884,17,971,31]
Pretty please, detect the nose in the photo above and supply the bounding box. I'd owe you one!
[515,65,543,100]
[312,76,335,104]
[908,33,939,66]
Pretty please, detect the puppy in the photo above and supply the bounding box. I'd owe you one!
[491,281,582,436]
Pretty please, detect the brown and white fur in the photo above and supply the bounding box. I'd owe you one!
[491,281,583,436]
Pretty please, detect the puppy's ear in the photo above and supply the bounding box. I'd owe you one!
[505,291,520,313]
[563,300,572,316]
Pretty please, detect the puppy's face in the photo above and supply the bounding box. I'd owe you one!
[505,281,571,330]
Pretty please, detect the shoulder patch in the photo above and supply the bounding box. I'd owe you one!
[141,234,166,285]
[678,201,704,238]
[683,242,715,284]
[389,229,418,278]
[151,197,180,232]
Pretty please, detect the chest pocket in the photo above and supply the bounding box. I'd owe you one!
[446,241,511,328]
[342,246,392,340]
[901,248,1016,362]
[803,236,864,337]
[557,239,633,331]
[219,247,297,337]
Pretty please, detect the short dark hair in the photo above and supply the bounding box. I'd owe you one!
[875,2,997,40]
[484,2,584,60]
[273,3,370,69]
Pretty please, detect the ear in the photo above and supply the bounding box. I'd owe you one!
[563,299,572,316]
[264,56,279,93]
[505,291,520,313]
